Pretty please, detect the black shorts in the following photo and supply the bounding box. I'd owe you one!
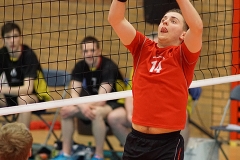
[123,128,184,160]
[4,94,18,106]
[106,100,123,110]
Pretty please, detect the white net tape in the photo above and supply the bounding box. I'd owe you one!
[1,74,240,116]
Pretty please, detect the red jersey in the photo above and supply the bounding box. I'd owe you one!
[126,31,200,130]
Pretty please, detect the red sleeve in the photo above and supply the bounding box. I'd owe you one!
[125,31,146,56]
[181,42,201,86]
[181,42,201,64]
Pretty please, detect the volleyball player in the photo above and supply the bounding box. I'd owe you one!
[108,67,193,149]
[107,33,158,146]
[53,36,125,160]
[0,122,33,160]
[108,0,203,159]
[0,22,50,128]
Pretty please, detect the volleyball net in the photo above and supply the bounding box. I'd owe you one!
[0,0,239,118]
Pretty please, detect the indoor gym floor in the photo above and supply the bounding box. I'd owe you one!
[31,129,240,160]
[1,113,240,160]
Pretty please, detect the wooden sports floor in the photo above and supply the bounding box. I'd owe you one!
[31,129,240,160]
[1,115,239,160]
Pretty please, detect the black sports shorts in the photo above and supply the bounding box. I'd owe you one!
[123,128,184,160]
[106,100,123,110]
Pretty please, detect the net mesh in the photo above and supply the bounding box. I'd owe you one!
[0,0,240,139]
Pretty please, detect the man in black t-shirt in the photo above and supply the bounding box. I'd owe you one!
[54,36,125,160]
[0,22,50,128]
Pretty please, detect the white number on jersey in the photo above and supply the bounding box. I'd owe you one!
[149,61,162,73]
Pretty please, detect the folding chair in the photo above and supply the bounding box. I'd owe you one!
[210,84,240,160]
[2,113,19,123]
[32,69,71,145]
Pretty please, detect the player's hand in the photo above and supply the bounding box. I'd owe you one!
[60,105,79,118]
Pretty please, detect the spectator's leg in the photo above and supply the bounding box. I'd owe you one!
[107,107,131,146]
[180,111,189,151]
[17,95,39,128]
[92,105,112,158]
[61,117,75,155]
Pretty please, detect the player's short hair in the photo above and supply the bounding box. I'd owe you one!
[0,122,33,160]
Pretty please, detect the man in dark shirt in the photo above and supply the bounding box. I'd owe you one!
[0,22,50,128]
[54,36,125,160]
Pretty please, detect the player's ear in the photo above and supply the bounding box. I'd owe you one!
[28,148,32,158]
[179,31,186,41]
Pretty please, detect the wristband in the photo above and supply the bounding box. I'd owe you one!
[118,0,127,2]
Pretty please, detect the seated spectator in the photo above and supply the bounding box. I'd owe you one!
[53,36,125,160]
[0,122,33,160]
[0,22,50,128]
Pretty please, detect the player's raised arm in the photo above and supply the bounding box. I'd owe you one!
[108,0,136,45]
[177,0,203,53]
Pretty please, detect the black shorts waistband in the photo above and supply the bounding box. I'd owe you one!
[131,128,181,140]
